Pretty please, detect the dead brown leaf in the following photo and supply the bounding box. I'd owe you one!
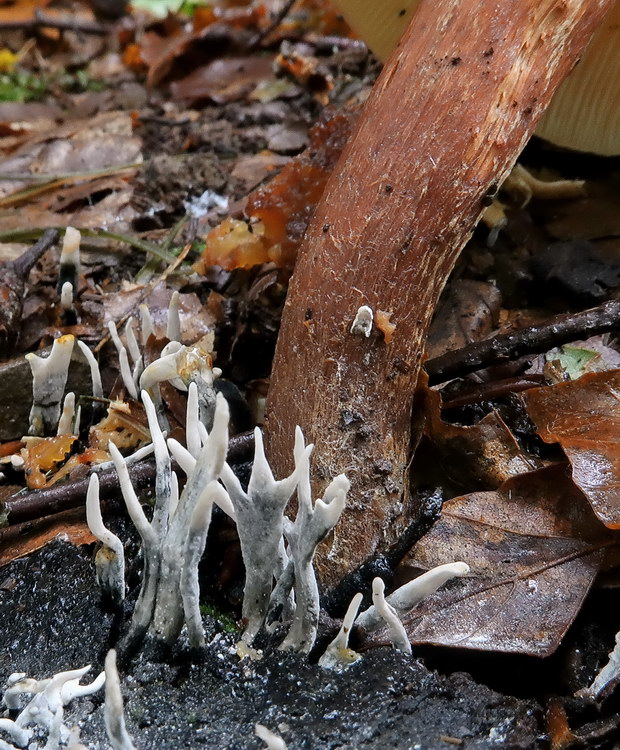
[170,56,275,104]
[0,507,94,568]
[425,387,542,489]
[522,370,620,529]
[396,466,610,656]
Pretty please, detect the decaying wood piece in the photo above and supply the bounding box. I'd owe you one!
[265,0,615,589]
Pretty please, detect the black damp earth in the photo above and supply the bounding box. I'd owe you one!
[0,540,544,749]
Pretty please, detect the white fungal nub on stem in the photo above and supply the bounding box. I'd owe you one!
[77,340,104,399]
[26,334,75,436]
[60,281,74,310]
[104,650,136,750]
[350,304,373,337]
[167,290,181,342]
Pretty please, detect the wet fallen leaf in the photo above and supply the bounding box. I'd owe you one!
[522,370,620,529]
[0,507,94,568]
[395,466,610,656]
[22,435,76,490]
[425,387,542,489]
[195,105,357,271]
[426,280,502,360]
[171,56,275,104]
[542,179,620,241]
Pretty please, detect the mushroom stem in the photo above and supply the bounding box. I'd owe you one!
[264,0,616,589]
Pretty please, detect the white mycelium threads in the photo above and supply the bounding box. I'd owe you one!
[104,650,136,750]
[26,334,75,436]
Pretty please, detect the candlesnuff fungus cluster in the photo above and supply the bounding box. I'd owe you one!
[88,377,470,658]
[0,664,104,750]
[0,651,135,750]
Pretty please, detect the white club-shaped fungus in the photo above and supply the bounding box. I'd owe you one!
[319,592,363,670]
[355,561,470,632]
[104,650,136,750]
[255,724,287,750]
[86,472,125,608]
[370,577,411,655]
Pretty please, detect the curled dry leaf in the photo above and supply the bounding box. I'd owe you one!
[393,466,610,656]
[522,370,620,528]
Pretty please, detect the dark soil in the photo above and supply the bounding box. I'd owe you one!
[0,540,542,749]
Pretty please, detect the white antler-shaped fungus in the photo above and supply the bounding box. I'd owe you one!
[278,429,349,653]
[220,428,310,644]
[181,480,230,647]
[150,392,229,642]
[26,334,74,436]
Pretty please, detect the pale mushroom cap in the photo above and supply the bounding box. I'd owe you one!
[331,0,620,155]
[535,2,620,156]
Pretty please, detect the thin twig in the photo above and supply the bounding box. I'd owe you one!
[11,228,58,277]
[0,9,109,35]
[426,299,620,385]
[250,0,297,48]
[0,163,141,209]
[4,432,255,525]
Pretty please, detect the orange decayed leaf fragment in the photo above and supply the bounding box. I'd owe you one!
[194,106,357,272]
